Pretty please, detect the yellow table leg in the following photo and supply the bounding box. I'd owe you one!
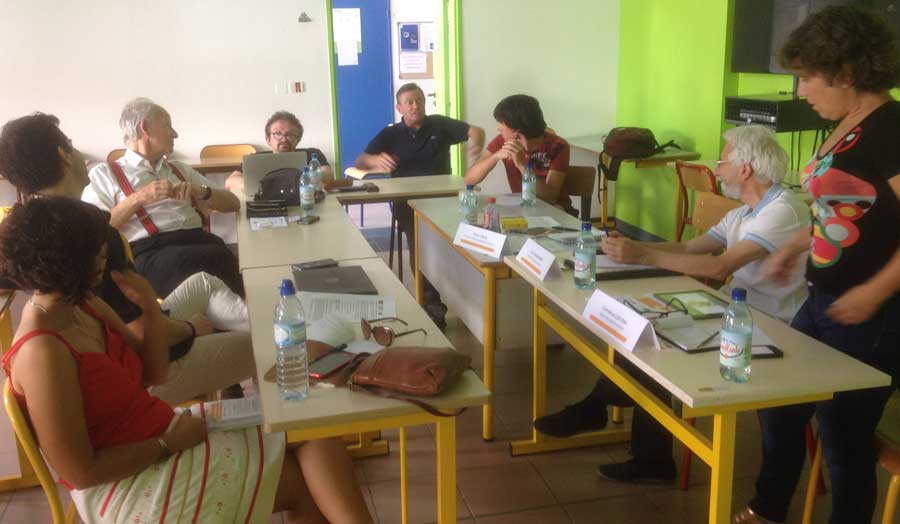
[414,212,424,305]
[532,289,548,443]
[609,346,624,424]
[709,411,737,524]
[435,416,457,524]
[482,266,497,441]
[399,427,408,524]
[883,475,900,524]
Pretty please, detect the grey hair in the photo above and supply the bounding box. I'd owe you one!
[722,125,788,185]
[119,97,165,142]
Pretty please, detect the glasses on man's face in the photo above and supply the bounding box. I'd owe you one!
[361,317,427,346]
[270,131,300,141]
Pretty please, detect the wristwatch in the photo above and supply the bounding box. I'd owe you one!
[199,184,212,201]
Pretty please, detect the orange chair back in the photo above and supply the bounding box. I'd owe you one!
[675,161,720,240]
[106,149,126,163]
[199,144,256,159]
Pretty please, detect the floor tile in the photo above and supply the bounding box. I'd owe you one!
[564,494,668,524]
[474,505,572,524]
[361,433,437,483]
[457,462,556,516]
[532,447,658,504]
[367,477,469,524]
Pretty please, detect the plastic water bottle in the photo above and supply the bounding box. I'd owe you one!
[273,279,309,401]
[463,184,479,225]
[299,166,316,217]
[482,196,500,232]
[521,162,537,206]
[573,222,597,289]
[308,153,323,192]
[719,287,752,382]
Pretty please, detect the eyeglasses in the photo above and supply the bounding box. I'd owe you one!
[361,317,427,346]
[624,297,689,320]
[269,131,300,141]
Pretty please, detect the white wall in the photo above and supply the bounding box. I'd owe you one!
[390,0,437,120]
[0,0,334,164]
[460,0,619,195]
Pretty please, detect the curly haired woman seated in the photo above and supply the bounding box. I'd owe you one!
[0,197,373,524]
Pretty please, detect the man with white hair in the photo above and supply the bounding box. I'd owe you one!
[83,98,243,297]
[534,125,810,483]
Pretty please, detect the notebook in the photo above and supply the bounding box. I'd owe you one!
[242,150,309,197]
[292,265,378,295]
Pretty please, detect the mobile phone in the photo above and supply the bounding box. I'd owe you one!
[751,344,784,359]
[292,258,338,271]
[297,215,320,225]
[309,351,355,379]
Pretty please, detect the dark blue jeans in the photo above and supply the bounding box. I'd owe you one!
[749,287,900,524]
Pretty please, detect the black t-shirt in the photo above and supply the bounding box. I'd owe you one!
[363,115,470,177]
[804,101,900,296]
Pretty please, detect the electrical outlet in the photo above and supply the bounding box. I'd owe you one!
[275,81,288,95]
[293,81,306,93]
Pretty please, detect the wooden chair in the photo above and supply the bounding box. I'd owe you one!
[802,391,900,524]
[106,148,126,163]
[3,382,78,524]
[691,192,742,236]
[199,144,256,159]
[674,161,720,241]
[561,166,596,221]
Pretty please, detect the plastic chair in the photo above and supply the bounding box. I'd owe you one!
[674,161,720,241]
[691,192,742,236]
[3,383,78,524]
[199,144,256,159]
[801,391,900,524]
[106,149,126,163]
[561,166,596,221]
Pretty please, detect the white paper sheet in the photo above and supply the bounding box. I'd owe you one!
[332,8,361,41]
[336,40,358,66]
[399,52,427,74]
[297,292,395,322]
[249,216,288,230]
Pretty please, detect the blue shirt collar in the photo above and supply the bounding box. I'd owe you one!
[746,184,783,218]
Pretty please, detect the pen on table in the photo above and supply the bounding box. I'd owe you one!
[310,343,348,363]
[696,331,719,349]
[552,226,579,232]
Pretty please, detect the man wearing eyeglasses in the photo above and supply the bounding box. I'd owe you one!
[534,125,810,484]
[225,110,333,191]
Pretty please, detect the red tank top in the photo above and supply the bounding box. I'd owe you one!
[2,304,174,450]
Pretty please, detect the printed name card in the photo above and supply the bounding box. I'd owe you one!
[516,238,558,280]
[453,223,507,259]
[581,290,660,352]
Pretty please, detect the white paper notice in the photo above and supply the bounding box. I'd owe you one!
[516,238,558,280]
[525,216,561,228]
[336,40,358,66]
[249,217,288,230]
[582,289,659,352]
[399,52,427,74]
[453,223,507,259]
[333,8,361,42]
[420,22,435,51]
[298,292,395,322]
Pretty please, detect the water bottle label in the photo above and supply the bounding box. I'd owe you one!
[274,321,306,347]
[719,330,750,368]
[574,251,594,278]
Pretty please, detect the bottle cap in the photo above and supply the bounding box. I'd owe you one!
[581,221,592,232]
[731,288,747,301]
[466,184,474,190]
[279,279,296,296]
[487,197,496,203]
[302,166,310,172]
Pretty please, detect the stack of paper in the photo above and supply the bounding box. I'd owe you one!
[190,396,263,432]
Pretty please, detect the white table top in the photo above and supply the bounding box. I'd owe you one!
[235,190,377,270]
[335,175,465,205]
[504,256,891,411]
[243,258,490,433]
[409,195,586,267]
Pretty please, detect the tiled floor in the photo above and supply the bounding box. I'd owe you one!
[0,203,896,523]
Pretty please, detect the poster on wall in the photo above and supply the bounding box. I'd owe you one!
[399,23,419,51]
[333,8,361,66]
[397,22,434,79]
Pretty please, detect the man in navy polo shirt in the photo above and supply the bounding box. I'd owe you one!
[356,83,485,329]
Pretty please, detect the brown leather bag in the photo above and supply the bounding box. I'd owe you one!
[349,346,471,416]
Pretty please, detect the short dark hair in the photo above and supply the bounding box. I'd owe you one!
[492,94,547,139]
[780,5,900,92]
[396,83,424,104]
[0,113,72,196]
[0,198,109,303]
[265,111,303,139]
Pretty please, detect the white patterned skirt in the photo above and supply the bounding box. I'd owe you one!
[70,427,285,524]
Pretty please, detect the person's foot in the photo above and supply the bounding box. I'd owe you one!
[533,398,608,438]
[595,459,676,484]
[424,302,448,331]
[732,507,779,524]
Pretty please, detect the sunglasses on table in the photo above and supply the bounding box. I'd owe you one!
[361,317,427,346]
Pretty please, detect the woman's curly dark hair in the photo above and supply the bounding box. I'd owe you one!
[0,113,71,196]
[780,5,900,93]
[0,197,109,303]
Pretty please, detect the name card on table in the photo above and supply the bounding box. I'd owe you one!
[582,289,660,352]
[516,238,559,281]
[453,223,507,259]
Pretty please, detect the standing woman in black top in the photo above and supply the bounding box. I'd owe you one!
[735,6,900,524]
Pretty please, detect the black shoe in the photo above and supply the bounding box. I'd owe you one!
[424,302,448,331]
[595,459,676,484]
[533,400,608,438]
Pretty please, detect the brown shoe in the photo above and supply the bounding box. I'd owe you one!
[732,507,778,524]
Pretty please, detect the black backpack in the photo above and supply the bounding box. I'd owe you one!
[599,127,680,182]
[254,167,302,205]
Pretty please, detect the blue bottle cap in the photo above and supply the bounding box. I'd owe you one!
[279,279,296,296]
[731,288,747,301]
[303,166,310,172]
[581,221,592,232]
[466,184,474,190]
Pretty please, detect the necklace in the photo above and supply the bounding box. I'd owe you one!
[27,298,49,314]
[28,298,104,346]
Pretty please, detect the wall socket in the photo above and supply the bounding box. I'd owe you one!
[293,81,306,93]
[275,81,289,95]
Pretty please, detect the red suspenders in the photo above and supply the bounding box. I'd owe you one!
[106,160,210,236]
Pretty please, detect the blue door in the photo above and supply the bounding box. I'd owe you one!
[333,0,394,173]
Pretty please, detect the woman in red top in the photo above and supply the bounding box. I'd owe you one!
[0,197,372,524]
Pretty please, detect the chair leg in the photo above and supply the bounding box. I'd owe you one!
[396,220,404,283]
[883,474,900,524]
[388,214,396,269]
[580,195,591,222]
[679,417,697,490]
[802,438,823,524]
[359,203,364,227]
[65,500,78,524]
[805,422,827,495]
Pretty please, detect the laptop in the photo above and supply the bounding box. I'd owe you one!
[291,265,378,295]
[242,150,309,197]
